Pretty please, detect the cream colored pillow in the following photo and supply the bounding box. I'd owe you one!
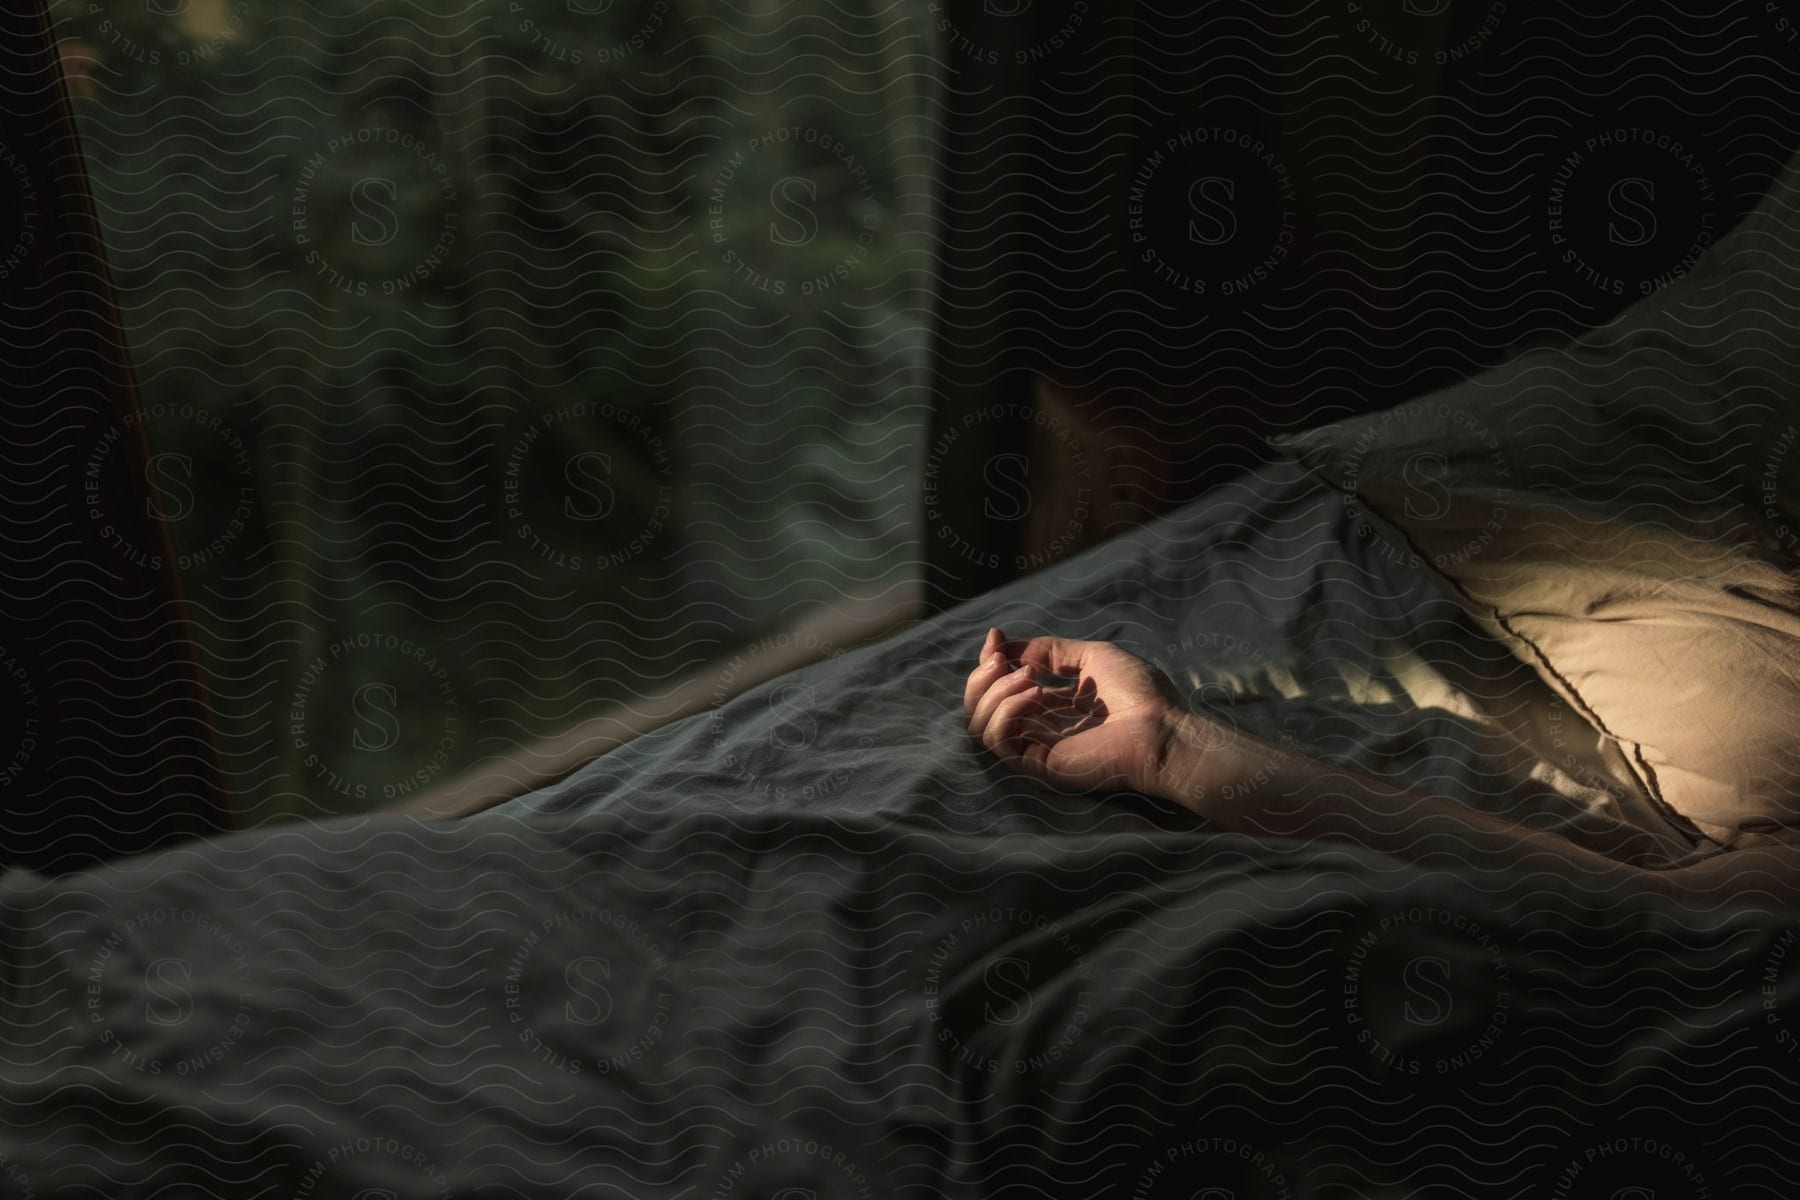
[1273,148,1800,848]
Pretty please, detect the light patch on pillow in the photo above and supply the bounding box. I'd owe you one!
[1273,140,1800,849]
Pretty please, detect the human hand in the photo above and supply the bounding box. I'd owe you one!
[962,627,1202,797]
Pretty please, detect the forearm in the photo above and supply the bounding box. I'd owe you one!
[1158,715,1800,905]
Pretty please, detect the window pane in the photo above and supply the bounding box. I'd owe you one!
[51,0,939,823]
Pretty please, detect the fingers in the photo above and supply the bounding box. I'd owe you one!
[981,678,1098,767]
[969,663,1039,739]
[966,628,1114,731]
[1004,635,1102,679]
[962,626,1013,719]
[985,684,1060,765]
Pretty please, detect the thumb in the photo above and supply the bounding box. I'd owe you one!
[1040,734,1136,795]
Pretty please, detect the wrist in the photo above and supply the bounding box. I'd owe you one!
[1155,711,1268,823]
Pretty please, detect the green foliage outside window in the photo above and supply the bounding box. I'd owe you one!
[53,0,939,823]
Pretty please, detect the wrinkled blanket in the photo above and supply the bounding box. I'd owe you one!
[2,462,1794,1198]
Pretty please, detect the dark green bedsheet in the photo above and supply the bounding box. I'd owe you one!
[1,804,1792,1197]
[2,462,1794,1196]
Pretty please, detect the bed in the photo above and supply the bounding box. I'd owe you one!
[11,121,1800,1200]
[1,445,1795,1198]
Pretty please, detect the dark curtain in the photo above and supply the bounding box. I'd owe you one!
[0,0,228,872]
[925,0,1800,610]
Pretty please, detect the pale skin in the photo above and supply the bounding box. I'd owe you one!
[964,627,1800,905]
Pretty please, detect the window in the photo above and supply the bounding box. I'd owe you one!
[51,0,940,823]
